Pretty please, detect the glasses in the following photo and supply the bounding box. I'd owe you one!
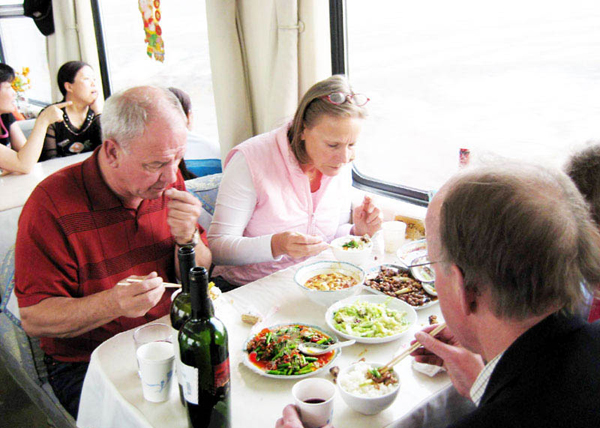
[322,92,370,107]
[406,259,443,268]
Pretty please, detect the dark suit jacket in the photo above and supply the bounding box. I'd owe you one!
[448,313,600,428]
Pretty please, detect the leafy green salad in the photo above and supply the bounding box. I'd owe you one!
[332,299,409,338]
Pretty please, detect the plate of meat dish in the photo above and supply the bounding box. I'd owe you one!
[243,323,341,379]
[363,264,438,310]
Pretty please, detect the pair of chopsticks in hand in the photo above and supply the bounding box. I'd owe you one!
[380,323,447,372]
[117,277,181,289]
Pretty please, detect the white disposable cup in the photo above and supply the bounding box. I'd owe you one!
[133,323,172,375]
[292,378,336,428]
[136,341,175,402]
[382,221,407,253]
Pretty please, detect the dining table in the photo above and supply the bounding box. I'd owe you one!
[76,243,451,428]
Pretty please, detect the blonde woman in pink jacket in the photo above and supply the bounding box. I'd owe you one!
[208,75,382,289]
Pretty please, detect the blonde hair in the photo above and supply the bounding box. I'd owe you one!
[287,75,368,164]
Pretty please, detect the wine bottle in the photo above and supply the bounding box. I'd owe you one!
[171,245,196,405]
[179,267,231,428]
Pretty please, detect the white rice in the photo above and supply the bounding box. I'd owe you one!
[339,362,399,397]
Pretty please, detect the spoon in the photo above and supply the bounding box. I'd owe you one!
[298,339,356,356]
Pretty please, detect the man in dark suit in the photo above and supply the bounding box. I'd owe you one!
[276,162,600,428]
[410,162,600,427]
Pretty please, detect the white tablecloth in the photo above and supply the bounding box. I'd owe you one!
[77,249,451,428]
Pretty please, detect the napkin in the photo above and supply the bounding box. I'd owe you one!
[412,360,446,377]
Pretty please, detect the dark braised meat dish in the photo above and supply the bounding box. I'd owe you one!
[365,266,437,307]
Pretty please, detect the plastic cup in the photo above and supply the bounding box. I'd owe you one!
[136,341,175,402]
[292,378,336,428]
[382,221,407,253]
[133,323,172,375]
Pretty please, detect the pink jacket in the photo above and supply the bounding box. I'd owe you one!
[213,125,352,285]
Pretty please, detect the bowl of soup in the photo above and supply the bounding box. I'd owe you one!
[294,261,365,307]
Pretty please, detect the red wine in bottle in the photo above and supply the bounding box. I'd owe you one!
[170,245,195,405]
[179,267,231,428]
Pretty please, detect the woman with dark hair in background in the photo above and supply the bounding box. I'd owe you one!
[0,63,68,174]
[40,61,102,160]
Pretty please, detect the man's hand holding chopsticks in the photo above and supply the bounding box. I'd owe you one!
[410,325,485,398]
[114,272,166,318]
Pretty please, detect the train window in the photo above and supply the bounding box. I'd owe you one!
[345,0,600,193]
[97,0,218,142]
[0,11,52,104]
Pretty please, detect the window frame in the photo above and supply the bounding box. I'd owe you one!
[329,0,429,206]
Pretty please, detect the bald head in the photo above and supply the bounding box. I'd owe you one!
[101,86,187,151]
[429,162,600,320]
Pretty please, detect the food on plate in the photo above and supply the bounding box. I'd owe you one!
[365,265,437,307]
[339,361,399,397]
[245,324,336,376]
[339,235,372,251]
[241,311,262,325]
[331,299,409,338]
[305,272,358,291]
[394,215,425,240]
[208,281,221,300]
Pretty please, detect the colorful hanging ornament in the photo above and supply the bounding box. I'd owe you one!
[138,0,165,62]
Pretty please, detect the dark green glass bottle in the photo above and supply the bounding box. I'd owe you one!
[171,245,195,405]
[179,267,231,428]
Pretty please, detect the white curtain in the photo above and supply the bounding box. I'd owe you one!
[46,0,103,102]
[206,0,331,158]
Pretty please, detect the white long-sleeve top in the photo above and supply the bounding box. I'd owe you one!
[208,151,353,266]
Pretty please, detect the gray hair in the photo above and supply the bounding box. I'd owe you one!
[287,75,368,164]
[438,162,600,320]
[565,142,600,226]
[101,85,186,151]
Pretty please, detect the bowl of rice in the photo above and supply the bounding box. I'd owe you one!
[330,235,373,266]
[338,361,400,415]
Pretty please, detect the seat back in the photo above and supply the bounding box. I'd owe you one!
[0,246,76,428]
[185,172,222,231]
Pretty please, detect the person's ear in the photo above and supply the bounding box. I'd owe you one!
[103,139,121,168]
[451,264,477,316]
[64,82,73,95]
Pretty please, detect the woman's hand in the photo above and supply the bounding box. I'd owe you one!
[271,231,329,259]
[36,101,72,127]
[410,325,485,397]
[352,196,382,237]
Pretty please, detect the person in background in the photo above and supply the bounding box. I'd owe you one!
[15,86,211,418]
[565,142,600,322]
[0,63,68,174]
[208,75,382,290]
[169,86,197,180]
[40,61,102,160]
[278,162,600,428]
[168,86,221,180]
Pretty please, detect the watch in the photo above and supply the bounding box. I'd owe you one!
[177,227,200,247]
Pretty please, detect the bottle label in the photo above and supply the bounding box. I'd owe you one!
[214,357,230,390]
[172,328,183,388]
[180,361,199,405]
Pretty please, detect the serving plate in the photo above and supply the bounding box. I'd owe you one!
[325,295,417,344]
[364,264,438,310]
[242,323,341,379]
[397,239,427,265]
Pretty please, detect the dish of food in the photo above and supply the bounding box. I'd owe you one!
[339,361,399,398]
[337,235,372,251]
[325,295,417,344]
[396,239,427,264]
[305,272,358,291]
[243,324,340,379]
[406,251,436,284]
[364,264,438,310]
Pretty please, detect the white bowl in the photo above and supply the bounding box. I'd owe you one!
[325,294,417,343]
[294,261,365,307]
[338,361,400,415]
[330,235,373,266]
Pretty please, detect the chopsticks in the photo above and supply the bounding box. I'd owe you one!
[118,277,181,289]
[380,323,446,372]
